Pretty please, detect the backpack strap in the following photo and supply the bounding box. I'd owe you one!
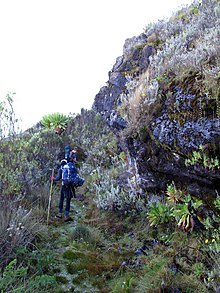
[67,163,71,180]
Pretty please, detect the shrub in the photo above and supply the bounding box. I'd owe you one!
[118,0,220,134]
[135,255,208,292]
[0,258,58,292]
[0,93,20,138]
[72,224,94,244]
[94,179,145,216]
[0,128,63,197]
[0,258,27,292]
[0,197,46,267]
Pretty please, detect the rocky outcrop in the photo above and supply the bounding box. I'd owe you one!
[126,122,220,200]
[92,30,220,200]
[93,33,153,129]
[131,85,220,199]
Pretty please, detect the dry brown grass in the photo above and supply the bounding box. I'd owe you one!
[0,197,47,267]
[119,68,161,135]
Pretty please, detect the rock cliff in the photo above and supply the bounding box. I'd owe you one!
[92,0,220,200]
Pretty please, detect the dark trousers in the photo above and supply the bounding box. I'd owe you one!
[58,185,74,217]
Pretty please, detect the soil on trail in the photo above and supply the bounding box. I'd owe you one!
[48,195,99,293]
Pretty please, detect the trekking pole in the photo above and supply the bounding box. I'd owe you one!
[47,168,54,225]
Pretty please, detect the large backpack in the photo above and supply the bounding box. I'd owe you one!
[62,162,84,187]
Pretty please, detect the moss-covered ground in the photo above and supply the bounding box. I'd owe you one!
[44,191,217,293]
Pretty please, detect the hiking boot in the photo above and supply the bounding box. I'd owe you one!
[55,213,62,219]
[64,216,73,222]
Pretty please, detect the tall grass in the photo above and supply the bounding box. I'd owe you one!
[0,196,47,268]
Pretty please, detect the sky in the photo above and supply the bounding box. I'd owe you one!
[0,0,193,131]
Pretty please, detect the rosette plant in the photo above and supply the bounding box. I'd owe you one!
[41,112,69,134]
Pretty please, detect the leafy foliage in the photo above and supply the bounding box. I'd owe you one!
[185,144,219,170]
[0,258,58,292]
[166,181,183,203]
[0,259,27,292]
[0,129,63,196]
[0,1,220,292]
[41,112,69,134]
[147,201,172,226]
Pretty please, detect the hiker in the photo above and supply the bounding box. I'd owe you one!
[70,146,78,160]
[51,156,77,222]
[64,144,71,162]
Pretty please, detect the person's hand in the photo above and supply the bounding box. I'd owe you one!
[51,176,55,180]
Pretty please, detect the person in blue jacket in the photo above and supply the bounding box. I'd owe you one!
[51,156,77,222]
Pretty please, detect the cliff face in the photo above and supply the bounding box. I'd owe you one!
[92,0,220,200]
[93,33,152,129]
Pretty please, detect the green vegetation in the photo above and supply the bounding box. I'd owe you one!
[147,201,172,227]
[118,0,220,134]
[41,112,69,134]
[185,144,219,170]
[1,95,219,292]
[0,0,220,292]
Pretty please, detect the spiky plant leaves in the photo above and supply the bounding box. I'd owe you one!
[41,112,69,134]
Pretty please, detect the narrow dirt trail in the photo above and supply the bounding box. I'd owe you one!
[48,197,100,292]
